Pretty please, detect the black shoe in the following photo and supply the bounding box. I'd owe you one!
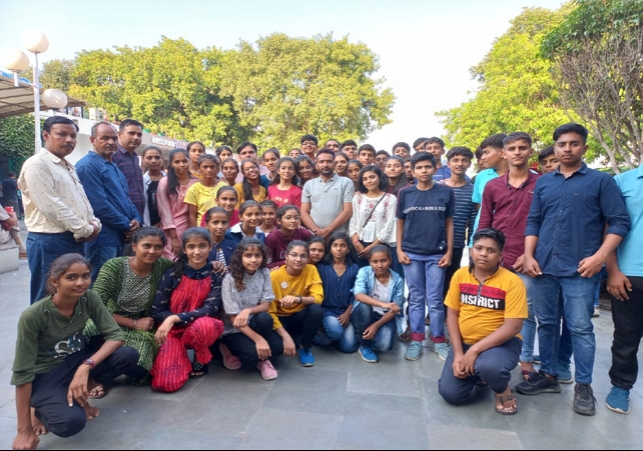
[516,371,562,395]
[574,384,597,416]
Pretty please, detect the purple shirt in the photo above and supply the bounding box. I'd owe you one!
[479,172,539,268]
[112,146,145,219]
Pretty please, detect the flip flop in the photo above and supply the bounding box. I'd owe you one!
[189,362,209,379]
[494,390,518,415]
[88,385,106,399]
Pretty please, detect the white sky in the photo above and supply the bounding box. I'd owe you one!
[0,0,566,149]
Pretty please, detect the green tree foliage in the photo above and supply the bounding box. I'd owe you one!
[219,33,394,149]
[39,59,75,92]
[44,34,394,150]
[68,37,245,145]
[542,0,643,172]
[437,6,577,153]
[0,115,34,162]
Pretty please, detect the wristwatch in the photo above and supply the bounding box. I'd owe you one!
[82,358,95,369]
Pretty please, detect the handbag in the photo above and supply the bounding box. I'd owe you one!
[362,194,386,229]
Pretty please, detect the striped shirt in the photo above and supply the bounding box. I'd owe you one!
[317,263,359,315]
[440,181,476,249]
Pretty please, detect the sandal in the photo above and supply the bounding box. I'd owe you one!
[189,362,209,379]
[494,390,518,416]
[88,385,106,399]
[399,327,411,343]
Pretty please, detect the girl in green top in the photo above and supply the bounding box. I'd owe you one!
[85,227,173,387]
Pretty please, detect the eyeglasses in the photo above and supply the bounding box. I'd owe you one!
[288,252,309,260]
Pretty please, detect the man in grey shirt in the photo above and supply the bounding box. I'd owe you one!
[301,148,354,238]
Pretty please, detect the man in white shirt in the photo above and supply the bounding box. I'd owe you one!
[18,116,100,303]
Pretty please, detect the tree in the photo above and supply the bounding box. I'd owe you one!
[219,33,395,149]
[0,115,35,162]
[68,37,245,145]
[40,59,75,92]
[542,0,643,173]
[437,6,577,152]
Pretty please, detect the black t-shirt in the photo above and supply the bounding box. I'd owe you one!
[2,178,18,200]
[147,180,161,225]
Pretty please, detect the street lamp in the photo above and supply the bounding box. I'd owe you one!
[1,31,68,152]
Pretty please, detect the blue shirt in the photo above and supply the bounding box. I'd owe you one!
[397,183,455,255]
[76,152,142,247]
[112,146,146,219]
[439,181,476,249]
[317,262,359,314]
[614,165,643,277]
[525,163,630,277]
[470,168,499,246]
[353,266,405,315]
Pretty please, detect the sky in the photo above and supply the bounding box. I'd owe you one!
[0,0,566,149]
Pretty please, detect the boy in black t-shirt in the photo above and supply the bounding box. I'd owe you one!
[397,153,455,362]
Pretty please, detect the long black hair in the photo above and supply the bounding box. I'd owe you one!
[166,148,190,198]
[174,227,212,275]
[271,156,300,187]
[240,159,260,204]
[322,232,358,265]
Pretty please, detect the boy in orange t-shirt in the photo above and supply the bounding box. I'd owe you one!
[438,228,527,415]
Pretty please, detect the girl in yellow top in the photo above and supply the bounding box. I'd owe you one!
[269,241,323,367]
[234,159,267,209]
[185,154,227,227]
[438,228,527,416]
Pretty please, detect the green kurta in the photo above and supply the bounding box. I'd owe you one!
[84,257,173,371]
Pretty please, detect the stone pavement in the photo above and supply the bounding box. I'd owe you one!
[1,257,642,450]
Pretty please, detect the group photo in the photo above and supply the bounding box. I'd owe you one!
[1,0,642,450]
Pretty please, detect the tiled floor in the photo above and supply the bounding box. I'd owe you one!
[1,258,642,450]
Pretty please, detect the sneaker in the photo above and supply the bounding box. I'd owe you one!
[556,363,573,384]
[605,386,630,414]
[404,341,423,361]
[574,383,597,416]
[298,348,315,367]
[433,342,449,361]
[257,360,278,381]
[593,306,600,318]
[359,346,379,363]
[516,371,562,395]
[219,343,241,370]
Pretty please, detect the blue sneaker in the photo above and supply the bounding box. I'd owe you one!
[404,341,423,361]
[556,363,573,384]
[433,342,450,361]
[605,386,630,414]
[359,346,379,363]
[298,348,315,367]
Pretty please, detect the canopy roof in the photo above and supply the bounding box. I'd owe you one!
[0,73,85,119]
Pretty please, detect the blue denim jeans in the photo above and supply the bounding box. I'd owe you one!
[351,302,396,352]
[315,311,358,353]
[403,252,446,342]
[27,232,84,304]
[517,273,537,363]
[532,273,598,385]
[85,242,123,281]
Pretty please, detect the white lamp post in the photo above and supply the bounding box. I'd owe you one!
[1,31,69,152]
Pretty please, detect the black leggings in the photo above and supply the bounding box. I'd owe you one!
[220,313,284,370]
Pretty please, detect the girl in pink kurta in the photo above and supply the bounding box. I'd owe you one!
[157,149,197,259]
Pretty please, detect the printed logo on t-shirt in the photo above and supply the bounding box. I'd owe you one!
[281,281,289,289]
[403,205,446,214]
[52,331,85,359]
[459,283,506,310]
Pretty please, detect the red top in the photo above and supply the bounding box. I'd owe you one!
[478,172,540,269]
[267,184,302,209]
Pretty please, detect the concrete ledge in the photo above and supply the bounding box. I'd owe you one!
[0,242,19,274]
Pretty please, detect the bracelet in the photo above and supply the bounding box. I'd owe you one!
[298,296,303,304]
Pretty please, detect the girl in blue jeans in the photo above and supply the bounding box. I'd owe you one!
[315,233,360,353]
[351,246,405,363]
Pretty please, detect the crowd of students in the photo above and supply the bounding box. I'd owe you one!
[9,118,643,450]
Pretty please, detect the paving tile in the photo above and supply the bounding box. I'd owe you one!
[271,367,348,393]
[262,386,346,416]
[337,393,429,450]
[239,408,340,450]
[139,428,243,450]
[427,425,523,450]
[347,353,420,398]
